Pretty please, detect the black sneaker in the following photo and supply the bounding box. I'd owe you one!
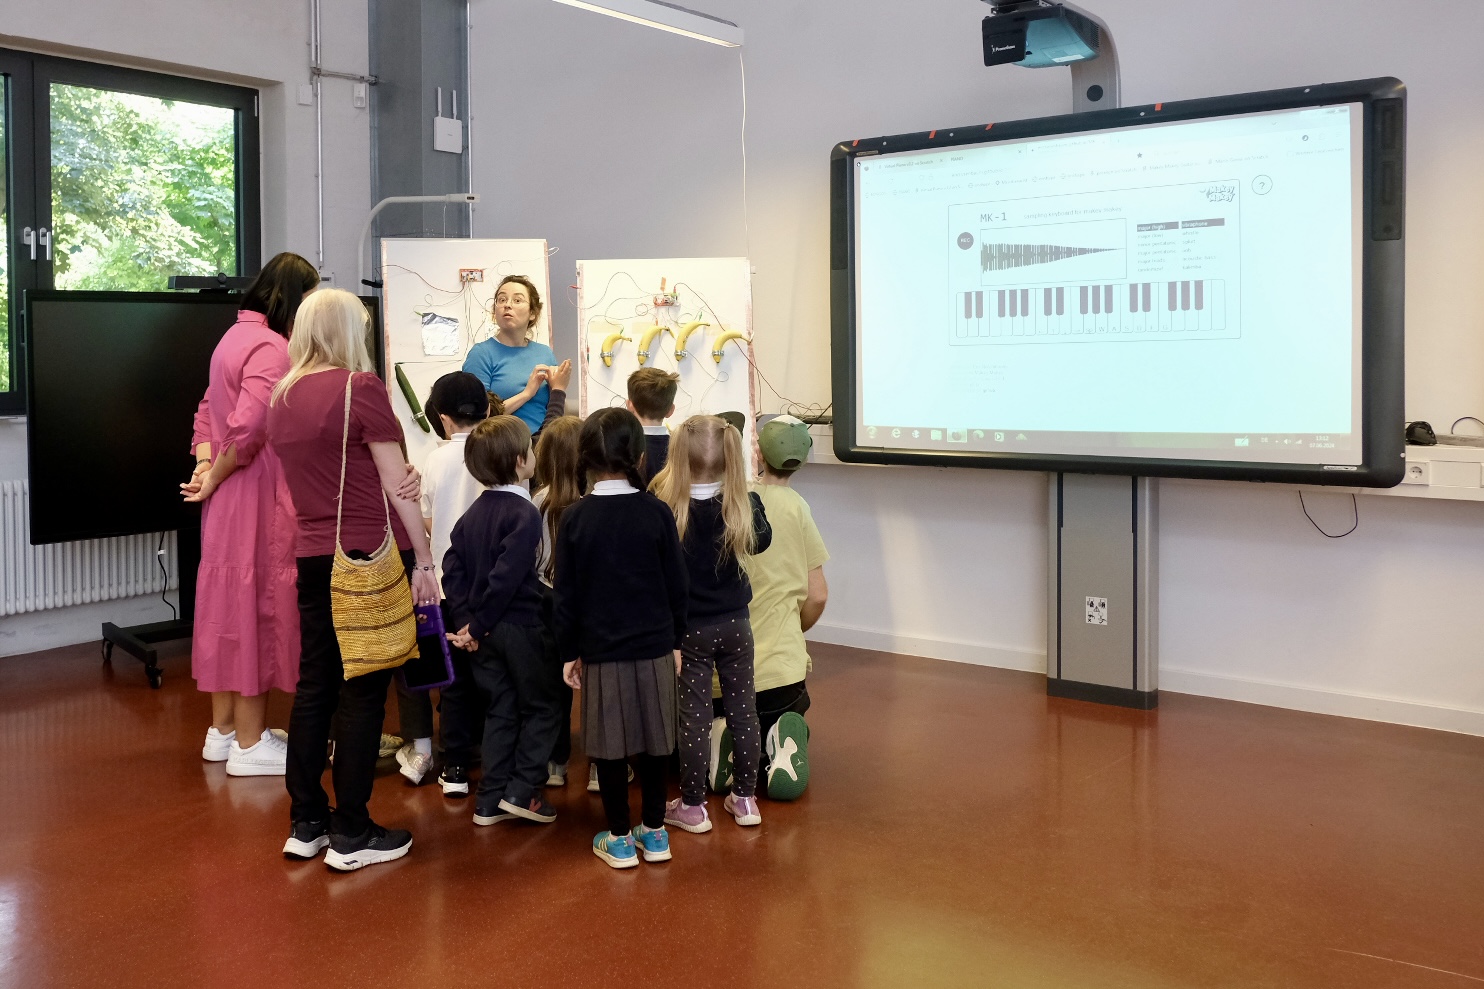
[324,823,413,872]
[472,802,515,826]
[283,820,330,859]
[439,765,470,798]
[498,794,558,824]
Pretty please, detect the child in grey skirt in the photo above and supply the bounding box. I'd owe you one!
[555,407,689,869]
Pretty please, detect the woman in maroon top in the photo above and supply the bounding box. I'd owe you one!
[267,288,439,871]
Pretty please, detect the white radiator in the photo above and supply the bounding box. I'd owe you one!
[0,479,178,617]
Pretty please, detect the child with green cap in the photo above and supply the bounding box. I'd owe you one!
[710,414,828,800]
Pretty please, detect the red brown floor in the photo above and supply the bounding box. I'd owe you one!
[0,639,1481,988]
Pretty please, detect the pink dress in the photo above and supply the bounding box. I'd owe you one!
[189,311,300,695]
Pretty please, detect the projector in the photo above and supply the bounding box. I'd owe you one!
[982,0,1100,68]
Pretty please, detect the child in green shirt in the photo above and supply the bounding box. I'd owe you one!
[711,415,828,800]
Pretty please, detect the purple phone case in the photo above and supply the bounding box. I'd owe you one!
[399,604,455,692]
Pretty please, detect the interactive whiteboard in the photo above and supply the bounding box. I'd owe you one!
[832,78,1406,486]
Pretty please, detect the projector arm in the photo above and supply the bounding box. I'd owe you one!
[1066,3,1120,111]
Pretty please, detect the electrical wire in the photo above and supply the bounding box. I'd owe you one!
[1299,491,1359,538]
[156,532,177,620]
[1451,416,1484,434]
[738,49,751,260]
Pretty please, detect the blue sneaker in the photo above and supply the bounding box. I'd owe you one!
[592,831,639,869]
[633,824,672,862]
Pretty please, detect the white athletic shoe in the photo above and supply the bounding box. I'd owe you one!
[202,727,235,762]
[226,730,289,777]
[546,761,569,787]
[396,743,434,785]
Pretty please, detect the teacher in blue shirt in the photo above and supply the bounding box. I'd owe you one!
[463,275,563,437]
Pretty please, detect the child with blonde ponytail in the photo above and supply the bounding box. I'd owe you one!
[651,416,772,832]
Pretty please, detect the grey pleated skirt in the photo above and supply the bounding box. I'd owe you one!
[581,655,678,760]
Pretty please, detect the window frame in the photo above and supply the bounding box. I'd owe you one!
[0,48,261,416]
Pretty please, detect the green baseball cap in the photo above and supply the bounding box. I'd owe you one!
[759,414,813,470]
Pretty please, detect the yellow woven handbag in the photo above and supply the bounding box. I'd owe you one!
[328,373,417,678]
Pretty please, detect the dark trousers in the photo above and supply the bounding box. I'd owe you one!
[394,678,435,740]
[439,642,487,769]
[539,585,571,767]
[596,753,667,835]
[679,616,762,802]
[467,621,561,806]
[286,552,410,837]
[717,680,810,780]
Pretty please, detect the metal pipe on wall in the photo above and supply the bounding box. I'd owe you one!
[311,0,326,271]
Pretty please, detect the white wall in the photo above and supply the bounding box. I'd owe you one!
[472,0,1484,736]
[0,0,372,653]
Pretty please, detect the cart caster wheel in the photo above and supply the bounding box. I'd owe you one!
[147,669,163,690]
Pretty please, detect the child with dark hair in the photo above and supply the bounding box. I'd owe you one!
[404,371,493,796]
[443,416,562,826]
[626,367,679,486]
[554,407,689,868]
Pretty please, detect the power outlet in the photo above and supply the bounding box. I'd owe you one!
[459,268,484,284]
[1085,596,1108,626]
[1402,461,1431,485]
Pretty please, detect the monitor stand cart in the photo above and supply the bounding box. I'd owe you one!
[1046,475,1158,709]
[101,525,199,689]
[1041,10,1158,709]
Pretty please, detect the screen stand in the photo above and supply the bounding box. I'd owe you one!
[101,525,199,690]
[1046,474,1158,709]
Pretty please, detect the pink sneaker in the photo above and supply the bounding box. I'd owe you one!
[724,793,761,826]
[664,797,713,834]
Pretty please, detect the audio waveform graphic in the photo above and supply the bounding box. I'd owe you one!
[980,243,1120,273]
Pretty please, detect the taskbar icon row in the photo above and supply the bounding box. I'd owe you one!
[864,426,1029,446]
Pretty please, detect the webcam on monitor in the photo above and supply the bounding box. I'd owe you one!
[982,0,1101,68]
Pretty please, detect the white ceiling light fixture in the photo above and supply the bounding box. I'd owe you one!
[550,0,742,47]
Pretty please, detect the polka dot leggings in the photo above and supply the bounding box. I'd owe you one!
[678,616,760,804]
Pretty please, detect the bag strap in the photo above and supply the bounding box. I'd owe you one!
[333,371,395,555]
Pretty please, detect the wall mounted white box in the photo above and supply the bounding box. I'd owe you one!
[434,116,463,154]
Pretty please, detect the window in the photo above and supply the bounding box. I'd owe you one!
[0,51,260,414]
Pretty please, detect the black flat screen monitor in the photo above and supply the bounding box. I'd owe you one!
[25,291,383,544]
[831,77,1405,485]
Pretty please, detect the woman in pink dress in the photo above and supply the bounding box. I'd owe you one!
[182,253,319,776]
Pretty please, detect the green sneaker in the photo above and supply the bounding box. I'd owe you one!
[707,717,733,794]
[766,713,810,801]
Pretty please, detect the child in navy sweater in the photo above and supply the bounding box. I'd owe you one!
[443,415,562,826]
[651,416,771,832]
[555,407,689,869]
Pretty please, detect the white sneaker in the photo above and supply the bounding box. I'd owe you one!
[202,727,235,762]
[226,730,288,777]
[546,761,569,787]
[396,743,434,785]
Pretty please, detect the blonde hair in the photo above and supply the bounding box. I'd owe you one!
[534,415,584,582]
[270,288,375,405]
[651,415,756,565]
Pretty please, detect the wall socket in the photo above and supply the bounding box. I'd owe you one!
[459,268,484,283]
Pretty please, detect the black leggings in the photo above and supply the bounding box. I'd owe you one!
[595,754,666,836]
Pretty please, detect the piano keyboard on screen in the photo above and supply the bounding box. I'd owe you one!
[953,279,1230,343]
